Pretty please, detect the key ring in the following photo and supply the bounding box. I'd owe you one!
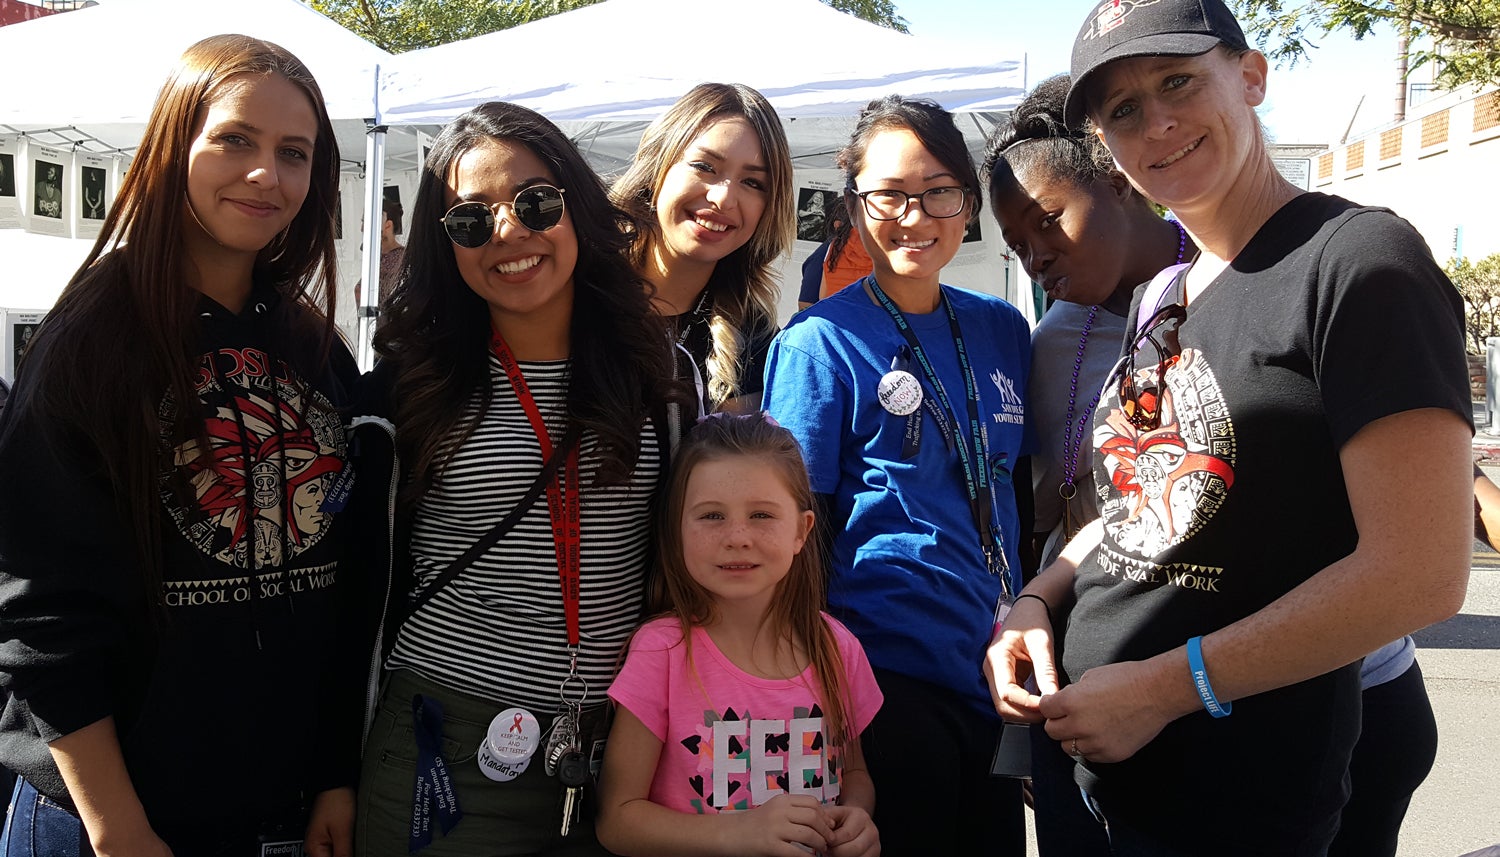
[558,672,589,708]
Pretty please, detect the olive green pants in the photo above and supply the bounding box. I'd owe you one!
[355,669,611,857]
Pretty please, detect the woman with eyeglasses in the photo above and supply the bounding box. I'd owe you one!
[986,0,1472,853]
[353,101,682,857]
[763,95,1032,855]
[612,83,794,413]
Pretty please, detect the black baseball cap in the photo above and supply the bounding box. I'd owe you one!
[1064,0,1250,127]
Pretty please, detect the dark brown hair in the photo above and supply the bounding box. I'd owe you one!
[982,74,1118,214]
[2,34,340,611]
[374,101,678,500]
[838,94,981,226]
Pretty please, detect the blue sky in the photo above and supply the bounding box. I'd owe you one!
[894,0,1412,145]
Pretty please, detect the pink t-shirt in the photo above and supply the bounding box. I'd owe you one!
[608,614,883,815]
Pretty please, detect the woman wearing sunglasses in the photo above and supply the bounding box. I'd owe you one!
[763,95,1032,855]
[612,83,794,413]
[986,0,1473,853]
[354,101,681,856]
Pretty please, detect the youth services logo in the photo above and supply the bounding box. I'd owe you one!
[989,369,1024,425]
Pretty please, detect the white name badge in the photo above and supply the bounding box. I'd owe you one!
[877,370,923,416]
[485,707,541,762]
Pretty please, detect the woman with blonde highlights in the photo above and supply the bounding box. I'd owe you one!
[613,83,795,412]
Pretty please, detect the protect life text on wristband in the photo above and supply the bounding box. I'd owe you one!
[1186,635,1232,718]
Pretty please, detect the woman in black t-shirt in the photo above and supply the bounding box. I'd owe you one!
[986,1,1473,854]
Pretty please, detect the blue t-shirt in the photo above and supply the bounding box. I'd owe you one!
[764,279,1032,713]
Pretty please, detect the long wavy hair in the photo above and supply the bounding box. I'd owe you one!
[648,414,855,750]
[0,34,340,611]
[374,101,677,499]
[611,83,794,407]
[838,95,981,228]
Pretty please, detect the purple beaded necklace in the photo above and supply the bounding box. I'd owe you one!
[1058,219,1188,502]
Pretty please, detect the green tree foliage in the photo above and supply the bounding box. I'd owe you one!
[1233,0,1500,90]
[825,0,908,32]
[313,0,906,53]
[1448,252,1500,353]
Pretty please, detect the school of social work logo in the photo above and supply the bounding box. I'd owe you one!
[989,369,1025,425]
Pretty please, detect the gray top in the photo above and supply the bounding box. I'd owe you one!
[1028,300,1129,566]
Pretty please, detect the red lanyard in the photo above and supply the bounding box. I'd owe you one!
[491,332,582,648]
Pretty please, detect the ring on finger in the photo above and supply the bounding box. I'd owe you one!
[1070,737,1088,762]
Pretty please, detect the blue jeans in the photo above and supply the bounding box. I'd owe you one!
[0,779,90,857]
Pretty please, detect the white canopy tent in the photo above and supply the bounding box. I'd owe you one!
[0,0,1035,374]
[0,0,390,336]
[369,0,1032,337]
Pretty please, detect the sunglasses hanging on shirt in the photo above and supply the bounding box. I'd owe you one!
[1119,303,1187,431]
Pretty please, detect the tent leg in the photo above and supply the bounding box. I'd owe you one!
[358,121,387,372]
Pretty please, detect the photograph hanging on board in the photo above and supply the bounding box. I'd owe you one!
[2,309,48,382]
[74,152,117,240]
[25,143,71,238]
[0,152,14,198]
[0,136,19,229]
[793,172,843,246]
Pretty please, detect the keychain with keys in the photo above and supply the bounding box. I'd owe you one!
[543,701,581,777]
[557,740,589,837]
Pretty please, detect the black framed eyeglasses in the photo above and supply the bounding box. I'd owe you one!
[1119,303,1187,431]
[847,185,969,221]
[440,185,566,248]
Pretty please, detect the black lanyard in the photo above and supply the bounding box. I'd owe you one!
[866,276,1009,586]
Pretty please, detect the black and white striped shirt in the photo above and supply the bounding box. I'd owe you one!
[387,356,661,712]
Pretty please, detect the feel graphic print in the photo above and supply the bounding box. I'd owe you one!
[677,704,842,814]
[1093,348,1236,587]
[159,347,344,573]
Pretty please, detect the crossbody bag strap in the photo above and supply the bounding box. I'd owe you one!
[1133,262,1193,343]
[402,423,584,626]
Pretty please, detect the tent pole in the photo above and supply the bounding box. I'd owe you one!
[358,120,387,372]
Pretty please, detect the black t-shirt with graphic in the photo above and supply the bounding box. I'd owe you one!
[1061,194,1471,852]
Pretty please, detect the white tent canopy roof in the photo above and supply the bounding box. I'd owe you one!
[0,0,391,316]
[0,0,389,153]
[377,0,1026,127]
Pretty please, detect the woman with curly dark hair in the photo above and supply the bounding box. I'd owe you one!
[354,101,684,856]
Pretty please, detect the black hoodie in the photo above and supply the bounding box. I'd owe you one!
[0,284,360,849]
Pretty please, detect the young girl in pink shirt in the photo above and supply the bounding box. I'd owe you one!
[597,413,883,857]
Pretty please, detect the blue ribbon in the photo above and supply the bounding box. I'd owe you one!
[409,694,463,853]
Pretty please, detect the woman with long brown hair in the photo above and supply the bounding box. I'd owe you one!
[354,100,683,856]
[0,34,358,857]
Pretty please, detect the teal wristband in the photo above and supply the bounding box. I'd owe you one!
[1186,636,1232,718]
